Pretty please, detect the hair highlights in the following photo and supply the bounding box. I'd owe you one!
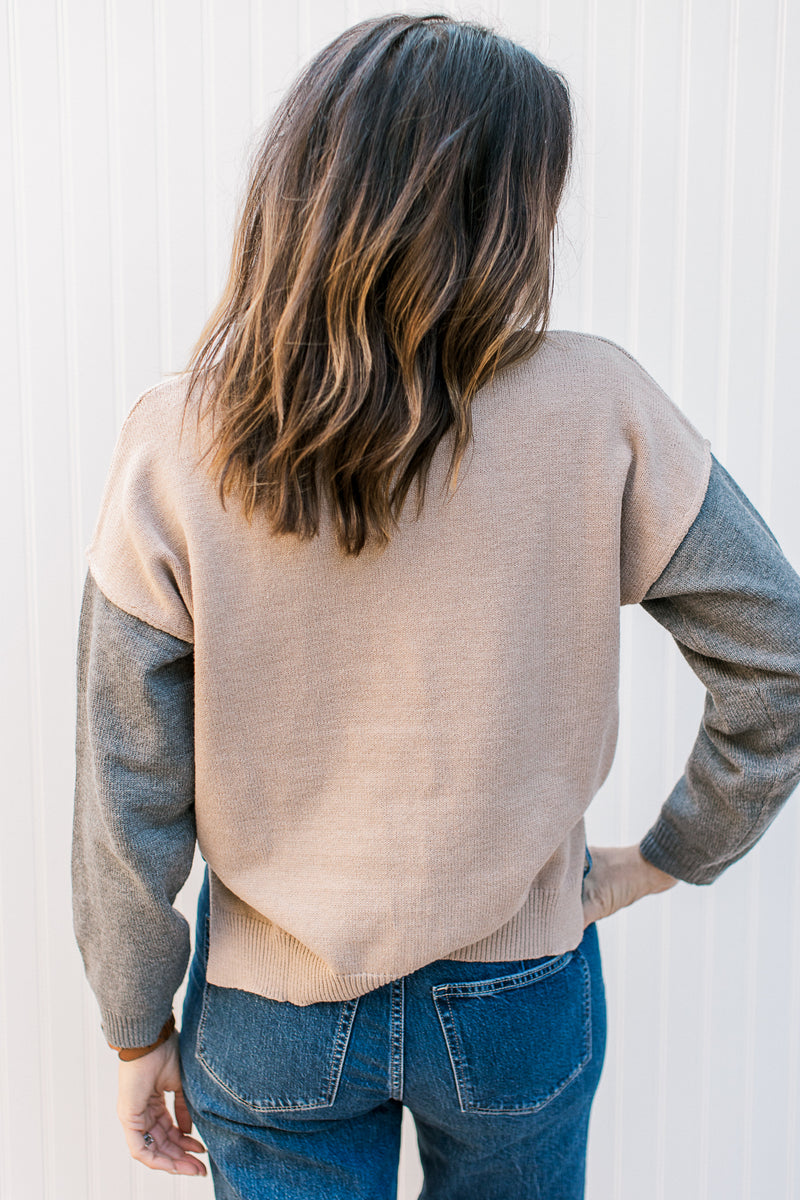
[184,13,572,555]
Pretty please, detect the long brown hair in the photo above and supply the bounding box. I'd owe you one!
[184,13,572,556]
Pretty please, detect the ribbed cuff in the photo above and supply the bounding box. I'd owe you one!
[639,816,722,886]
[101,1008,175,1050]
[109,1014,176,1059]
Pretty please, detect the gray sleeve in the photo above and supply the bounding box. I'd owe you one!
[637,455,800,884]
[72,569,196,1047]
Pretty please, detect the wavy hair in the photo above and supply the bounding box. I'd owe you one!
[184,13,572,555]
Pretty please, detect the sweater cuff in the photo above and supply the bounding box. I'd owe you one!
[108,1013,176,1060]
[639,815,723,886]
[102,1008,175,1051]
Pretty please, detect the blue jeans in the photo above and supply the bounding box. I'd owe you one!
[180,856,606,1199]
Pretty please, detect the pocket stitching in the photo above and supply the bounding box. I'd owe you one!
[433,948,593,1115]
[433,986,473,1111]
[431,949,574,1001]
[196,980,360,1113]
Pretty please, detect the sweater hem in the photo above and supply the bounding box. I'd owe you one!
[205,885,586,1005]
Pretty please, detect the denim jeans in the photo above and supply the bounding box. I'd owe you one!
[180,856,606,1199]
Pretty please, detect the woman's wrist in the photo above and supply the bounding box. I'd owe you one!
[635,846,679,892]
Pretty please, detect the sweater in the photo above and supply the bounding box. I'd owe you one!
[73,452,800,1045]
[73,330,800,1044]
[75,330,717,1014]
[74,330,749,1022]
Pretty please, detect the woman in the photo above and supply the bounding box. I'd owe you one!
[72,13,800,1199]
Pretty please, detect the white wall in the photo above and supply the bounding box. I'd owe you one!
[2,1,799,1197]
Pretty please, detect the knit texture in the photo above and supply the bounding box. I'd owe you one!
[86,331,711,1005]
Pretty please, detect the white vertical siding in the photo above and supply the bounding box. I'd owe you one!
[2,2,798,1197]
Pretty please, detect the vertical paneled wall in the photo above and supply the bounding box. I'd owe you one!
[2,2,798,1197]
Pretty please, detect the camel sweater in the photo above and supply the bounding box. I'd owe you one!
[80,331,713,1016]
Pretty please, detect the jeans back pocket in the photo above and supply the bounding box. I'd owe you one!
[196,980,360,1113]
[431,949,592,1115]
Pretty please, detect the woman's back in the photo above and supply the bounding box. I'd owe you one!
[84,329,709,1004]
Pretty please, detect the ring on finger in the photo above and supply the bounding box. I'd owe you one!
[143,1131,154,1149]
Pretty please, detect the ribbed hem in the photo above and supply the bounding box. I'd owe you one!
[444,887,581,960]
[206,879,586,1005]
[207,903,397,1005]
[100,1008,174,1050]
[639,817,719,885]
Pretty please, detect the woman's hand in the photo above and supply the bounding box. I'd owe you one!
[582,844,678,927]
[117,1031,208,1176]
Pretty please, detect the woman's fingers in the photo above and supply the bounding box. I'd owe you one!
[173,1081,195,1135]
[161,1118,207,1155]
[170,1132,208,1152]
[139,1137,207,1175]
[154,1108,206,1153]
[149,1106,208,1172]
[124,1122,207,1175]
